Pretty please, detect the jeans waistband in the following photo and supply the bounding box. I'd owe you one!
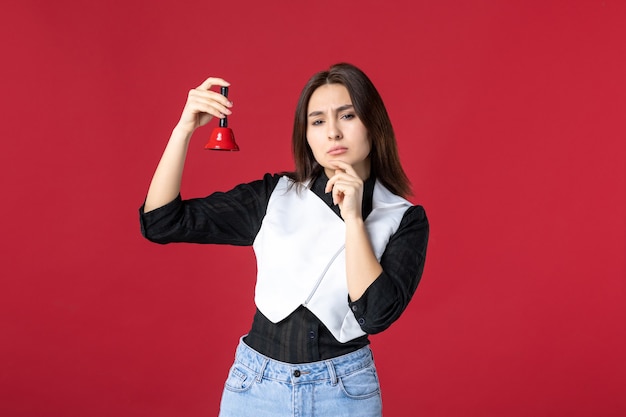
[233,337,374,384]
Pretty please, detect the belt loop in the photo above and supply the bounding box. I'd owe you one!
[325,360,338,386]
[256,358,268,383]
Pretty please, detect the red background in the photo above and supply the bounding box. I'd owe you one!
[2,1,625,416]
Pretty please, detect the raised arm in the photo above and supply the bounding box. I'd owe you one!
[143,77,233,213]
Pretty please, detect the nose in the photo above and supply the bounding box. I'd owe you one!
[326,119,343,140]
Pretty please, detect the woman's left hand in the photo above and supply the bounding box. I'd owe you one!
[325,161,364,221]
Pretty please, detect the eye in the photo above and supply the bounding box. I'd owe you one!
[311,119,324,126]
[341,113,356,120]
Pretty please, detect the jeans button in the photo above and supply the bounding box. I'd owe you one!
[293,370,301,377]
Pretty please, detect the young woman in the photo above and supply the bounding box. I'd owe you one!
[140,63,429,417]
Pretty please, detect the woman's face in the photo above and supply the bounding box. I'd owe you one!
[306,83,371,180]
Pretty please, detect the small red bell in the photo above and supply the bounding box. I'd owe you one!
[205,86,239,151]
[204,126,239,151]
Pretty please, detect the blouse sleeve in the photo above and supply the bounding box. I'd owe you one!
[139,173,281,246]
[348,205,429,334]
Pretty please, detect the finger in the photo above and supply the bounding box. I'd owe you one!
[331,182,344,205]
[325,174,339,193]
[325,170,355,194]
[197,99,232,117]
[191,102,228,119]
[188,92,232,117]
[198,77,231,90]
[189,89,233,109]
[329,169,361,187]
[329,160,356,174]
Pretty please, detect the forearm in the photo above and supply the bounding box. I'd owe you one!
[344,217,383,301]
[144,125,193,212]
[347,206,429,333]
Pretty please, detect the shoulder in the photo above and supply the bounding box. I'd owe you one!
[252,172,284,188]
[403,205,427,223]
[229,172,283,196]
[400,204,428,232]
[393,204,429,241]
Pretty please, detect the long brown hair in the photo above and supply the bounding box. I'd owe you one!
[287,62,412,197]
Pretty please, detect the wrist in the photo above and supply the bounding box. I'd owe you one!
[344,215,365,227]
[171,124,195,141]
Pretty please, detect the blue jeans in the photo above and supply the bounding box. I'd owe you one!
[218,338,383,417]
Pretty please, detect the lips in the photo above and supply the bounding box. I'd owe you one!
[327,146,348,155]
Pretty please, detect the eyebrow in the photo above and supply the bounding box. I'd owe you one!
[307,104,354,118]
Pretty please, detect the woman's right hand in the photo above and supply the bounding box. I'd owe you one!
[176,77,233,134]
